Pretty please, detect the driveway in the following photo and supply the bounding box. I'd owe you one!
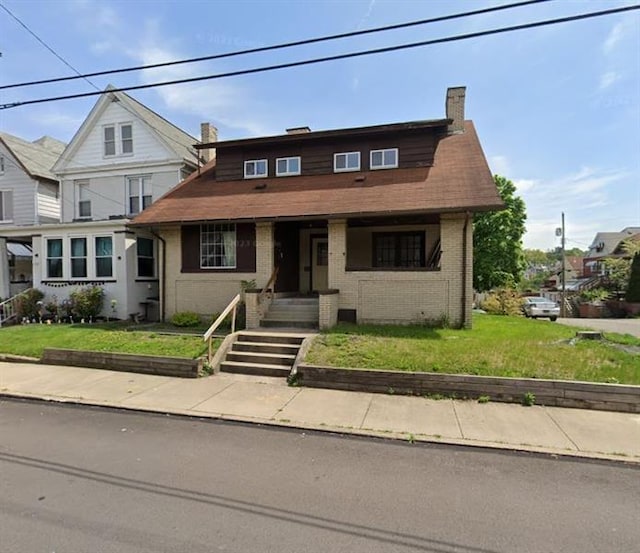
[557,318,640,338]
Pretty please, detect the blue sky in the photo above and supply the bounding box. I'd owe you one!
[1,0,638,251]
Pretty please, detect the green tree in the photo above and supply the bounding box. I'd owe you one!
[626,254,640,302]
[473,175,527,292]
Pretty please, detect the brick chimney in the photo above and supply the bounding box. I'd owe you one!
[286,126,311,135]
[445,87,466,134]
[200,122,218,163]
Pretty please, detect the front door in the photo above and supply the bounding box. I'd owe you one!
[311,236,328,291]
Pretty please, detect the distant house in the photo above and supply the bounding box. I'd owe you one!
[1,85,212,320]
[583,227,640,277]
[0,133,66,297]
[133,87,502,329]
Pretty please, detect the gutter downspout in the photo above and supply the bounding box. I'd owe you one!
[150,228,166,322]
[462,212,471,328]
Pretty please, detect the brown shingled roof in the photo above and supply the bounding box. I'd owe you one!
[132,121,502,226]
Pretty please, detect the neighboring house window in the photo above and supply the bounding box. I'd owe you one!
[276,156,301,176]
[46,238,63,278]
[121,123,133,154]
[95,236,113,277]
[75,180,91,218]
[128,175,152,214]
[244,159,267,179]
[370,148,398,170]
[104,125,116,156]
[137,237,155,277]
[0,190,13,222]
[201,223,236,268]
[334,152,360,172]
[70,237,87,278]
[0,155,5,174]
[373,232,425,268]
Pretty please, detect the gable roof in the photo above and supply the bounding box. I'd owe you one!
[586,227,640,258]
[0,132,66,182]
[132,121,502,226]
[53,84,199,173]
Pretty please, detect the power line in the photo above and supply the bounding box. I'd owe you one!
[2,3,637,111]
[0,0,554,91]
[0,1,100,92]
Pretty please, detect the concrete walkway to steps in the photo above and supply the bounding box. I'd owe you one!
[1,361,639,463]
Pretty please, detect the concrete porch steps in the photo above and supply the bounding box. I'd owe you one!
[219,331,308,377]
[261,296,319,329]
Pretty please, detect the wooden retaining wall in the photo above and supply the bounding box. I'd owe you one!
[42,348,202,378]
[298,365,640,413]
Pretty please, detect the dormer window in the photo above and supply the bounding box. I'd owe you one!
[244,159,267,179]
[334,152,360,173]
[121,124,133,154]
[104,126,116,156]
[370,148,398,170]
[276,156,301,176]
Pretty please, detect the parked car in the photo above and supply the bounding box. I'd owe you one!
[522,296,560,321]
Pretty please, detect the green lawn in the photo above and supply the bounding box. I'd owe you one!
[306,314,640,385]
[0,323,213,359]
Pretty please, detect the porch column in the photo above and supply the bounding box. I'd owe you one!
[255,222,274,286]
[327,219,346,290]
[0,238,10,299]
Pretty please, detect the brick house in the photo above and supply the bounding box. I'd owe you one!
[132,87,502,329]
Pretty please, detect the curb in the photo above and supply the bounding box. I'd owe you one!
[2,390,638,466]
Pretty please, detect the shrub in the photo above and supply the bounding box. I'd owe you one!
[171,311,201,327]
[16,288,45,320]
[480,287,522,316]
[69,286,104,320]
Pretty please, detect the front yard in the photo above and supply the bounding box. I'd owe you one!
[0,323,211,359]
[306,314,640,385]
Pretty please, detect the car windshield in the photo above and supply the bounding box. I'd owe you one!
[527,297,551,303]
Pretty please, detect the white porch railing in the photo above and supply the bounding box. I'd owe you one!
[0,288,30,327]
[203,293,240,365]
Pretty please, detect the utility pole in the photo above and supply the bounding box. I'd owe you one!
[561,212,566,317]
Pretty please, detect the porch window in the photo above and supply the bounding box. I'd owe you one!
[95,236,113,277]
[370,148,398,170]
[70,237,87,278]
[128,175,152,215]
[137,237,155,277]
[276,156,301,176]
[201,223,236,268]
[244,159,267,179]
[334,151,360,173]
[46,238,63,278]
[104,125,116,156]
[373,231,425,268]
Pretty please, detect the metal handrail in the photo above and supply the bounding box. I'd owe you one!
[203,293,240,364]
[0,288,31,327]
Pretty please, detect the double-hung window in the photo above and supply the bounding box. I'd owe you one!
[244,159,267,179]
[0,155,5,174]
[0,190,13,222]
[334,152,360,172]
[370,148,398,170]
[46,238,63,278]
[201,224,236,268]
[373,232,425,268]
[137,237,155,277]
[70,237,87,278]
[104,126,116,156]
[127,175,152,215]
[95,236,113,278]
[76,180,91,218]
[120,124,133,154]
[276,156,301,176]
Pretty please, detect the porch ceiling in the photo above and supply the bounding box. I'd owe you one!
[132,121,502,226]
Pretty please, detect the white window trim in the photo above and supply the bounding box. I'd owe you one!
[0,189,13,223]
[69,235,89,279]
[45,237,64,280]
[136,236,156,278]
[370,148,399,170]
[119,122,134,157]
[0,155,5,174]
[244,159,268,179]
[200,223,237,269]
[95,234,115,279]
[334,151,361,173]
[275,156,301,177]
[103,124,116,158]
[127,175,152,215]
[75,180,91,219]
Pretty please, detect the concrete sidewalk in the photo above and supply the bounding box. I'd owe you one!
[1,361,639,463]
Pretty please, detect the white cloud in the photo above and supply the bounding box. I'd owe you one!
[488,155,510,175]
[514,178,537,193]
[599,70,620,90]
[603,20,629,54]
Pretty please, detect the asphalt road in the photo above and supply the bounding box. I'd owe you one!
[1,399,638,553]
